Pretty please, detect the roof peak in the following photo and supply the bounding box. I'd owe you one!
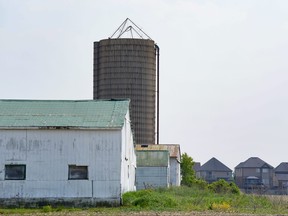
[110,18,152,40]
[199,157,231,172]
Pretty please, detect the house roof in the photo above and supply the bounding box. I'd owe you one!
[199,157,232,172]
[275,162,288,173]
[0,99,130,129]
[235,157,274,169]
[135,144,181,160]
[193,162,201,172]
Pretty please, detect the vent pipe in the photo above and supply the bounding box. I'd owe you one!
[155,44,160,144]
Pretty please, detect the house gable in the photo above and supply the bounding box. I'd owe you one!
[235,157,273,169]
[199,157,232,172]
[275,162,288,174]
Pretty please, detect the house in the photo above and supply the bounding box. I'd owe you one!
[135,150,170,190]
[274,162,288,189]
[196,157,232,183]
[193,162,201,174]
[235,157,274,189]
[0,99,136,207]
[135,144,181,186]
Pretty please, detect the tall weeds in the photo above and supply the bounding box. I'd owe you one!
[122,185,288,214]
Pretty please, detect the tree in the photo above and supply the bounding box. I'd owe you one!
[180,153,195,186]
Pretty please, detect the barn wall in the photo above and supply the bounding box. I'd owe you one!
[120,111,136,193]
[0,129,126,205]
[169,158,181,186]
[135,150,170,190]
[136,167,169,190]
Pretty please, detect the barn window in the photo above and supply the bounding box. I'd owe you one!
[68,165,88,180]
[5,165,26,180]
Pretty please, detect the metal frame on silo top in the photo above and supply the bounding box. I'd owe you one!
[93,38,156,144]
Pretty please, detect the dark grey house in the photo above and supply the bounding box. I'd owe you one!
[274,162,288,189]
[235,157,274,189]
[196,157,232,183]
[193,162,201,173]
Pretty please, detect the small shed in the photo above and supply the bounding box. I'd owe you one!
[135,144,181,186]
[135,150,170,190]
[0,99,136,207]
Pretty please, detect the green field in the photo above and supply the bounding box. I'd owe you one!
[1,184,288,215]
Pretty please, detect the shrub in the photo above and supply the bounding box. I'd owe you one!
[42,205,53,212]
[122,189,152,206]
[193,178,208,190]
[229,182,240,195]
[122,189,177,209]
[208,179,240,195]
[133,193,177,208]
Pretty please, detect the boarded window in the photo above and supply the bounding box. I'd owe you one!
[5,165,26,180]
[68,165,88,180]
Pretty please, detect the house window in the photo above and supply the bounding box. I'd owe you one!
[5,165,26,180]
[68,165,88,180]
[256,168,260,173]
[262,168,269,173]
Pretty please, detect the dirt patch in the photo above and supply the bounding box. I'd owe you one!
[7,211,279,216]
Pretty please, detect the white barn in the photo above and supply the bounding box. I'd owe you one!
[0,99,136,207]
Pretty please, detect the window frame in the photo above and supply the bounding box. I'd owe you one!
[68,165,88,180]
[5,164,26,180]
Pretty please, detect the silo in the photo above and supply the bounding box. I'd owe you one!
[93,38,157,144]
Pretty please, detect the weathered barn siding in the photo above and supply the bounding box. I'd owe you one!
[135,150,169,190]
[0,129,121,198]
[136,167,169,190]
[169,158,181,186]
[135,144,181,186]
[120,113,136,193]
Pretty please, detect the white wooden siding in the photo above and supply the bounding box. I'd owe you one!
[170,158,181,186]
[0,129,123,199]
[120,112,136,193]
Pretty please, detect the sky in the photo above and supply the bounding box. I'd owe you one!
[1,0,288,170]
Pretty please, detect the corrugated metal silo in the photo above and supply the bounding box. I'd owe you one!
[93,38,156,144]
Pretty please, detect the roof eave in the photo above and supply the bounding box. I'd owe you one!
[0,126,122,130]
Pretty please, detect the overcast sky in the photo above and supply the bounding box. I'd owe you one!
[1,0,288,170]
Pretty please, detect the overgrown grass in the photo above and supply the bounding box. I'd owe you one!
[2,185,288,215]
[122,185,288,214]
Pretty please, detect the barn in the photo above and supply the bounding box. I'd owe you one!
[0,99,136,207]
[135,150,170,190]
[135,144,181,188]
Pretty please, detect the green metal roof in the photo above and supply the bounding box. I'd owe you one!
[0,99,130,129]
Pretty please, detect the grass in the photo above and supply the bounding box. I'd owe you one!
[122,186,288,214]
[1,186,288,215]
